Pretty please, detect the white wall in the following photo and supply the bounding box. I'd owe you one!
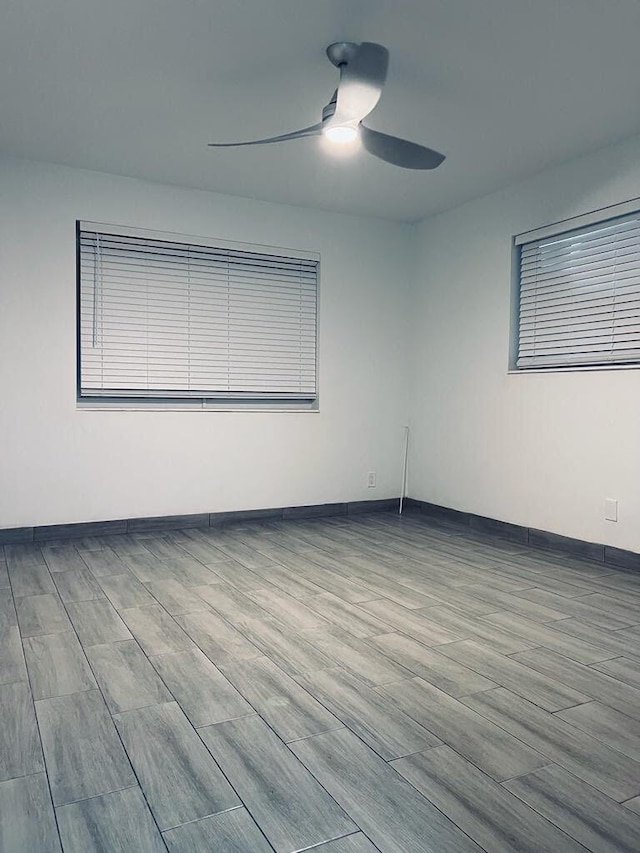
[6,136,640,548]
[410,132,640,552]
[0,157,412,527]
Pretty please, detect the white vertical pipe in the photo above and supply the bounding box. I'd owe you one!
[399,425,409,515]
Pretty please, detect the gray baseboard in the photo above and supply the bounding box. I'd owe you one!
[413,499,640,573]
[4,496,637,575]
[0,498,401,544]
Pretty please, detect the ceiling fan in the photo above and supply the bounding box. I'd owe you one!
[208,42,445,170]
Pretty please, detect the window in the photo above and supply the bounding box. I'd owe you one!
[77,222,319,406]
[514,205,640,370]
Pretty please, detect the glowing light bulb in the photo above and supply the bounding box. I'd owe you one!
[323,125,358,143]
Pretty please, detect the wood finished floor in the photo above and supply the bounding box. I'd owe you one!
[2,512,640,852]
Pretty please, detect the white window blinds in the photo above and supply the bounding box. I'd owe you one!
[516,211,640,369]
[78,224,318,401]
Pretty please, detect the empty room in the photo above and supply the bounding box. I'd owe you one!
[2,1,640,851]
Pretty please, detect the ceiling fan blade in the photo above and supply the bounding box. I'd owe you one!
[208,122,323,148]
[360,125,445,170]
[332,42,389,125]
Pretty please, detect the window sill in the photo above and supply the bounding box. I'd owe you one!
[508,364,640,375]
[76,398,319,412]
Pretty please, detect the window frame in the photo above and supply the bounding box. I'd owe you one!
[510,197,640,373]
[76,221,320,411]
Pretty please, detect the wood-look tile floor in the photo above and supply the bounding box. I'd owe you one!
[2,512,640,852]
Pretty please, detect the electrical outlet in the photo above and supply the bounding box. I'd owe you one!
[367,471,377,488]
[604,498,618,522]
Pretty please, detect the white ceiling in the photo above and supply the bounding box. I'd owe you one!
[2,0,640,222]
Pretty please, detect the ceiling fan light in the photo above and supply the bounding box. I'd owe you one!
[323,125,358,143]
